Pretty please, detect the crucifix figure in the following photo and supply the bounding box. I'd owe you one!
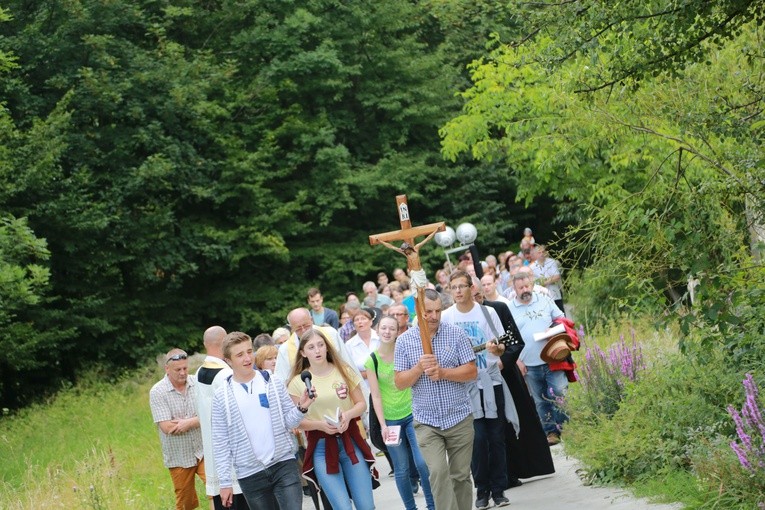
[369,195,445,354]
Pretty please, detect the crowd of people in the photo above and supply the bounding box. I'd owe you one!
[149,229,575,510]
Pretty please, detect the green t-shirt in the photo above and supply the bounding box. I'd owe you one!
[365,352,412,420]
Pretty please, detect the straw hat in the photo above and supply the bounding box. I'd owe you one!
[540,331,573,364]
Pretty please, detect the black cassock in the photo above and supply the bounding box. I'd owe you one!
[484,299,556,482]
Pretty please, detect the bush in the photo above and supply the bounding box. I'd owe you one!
[690,373,765,509]
[566,347,746,486]
[564,265,664,329]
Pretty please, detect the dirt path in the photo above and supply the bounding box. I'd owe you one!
[302,443,683,509]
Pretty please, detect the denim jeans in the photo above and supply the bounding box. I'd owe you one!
[525,364,569,435]
[313,436,375,510]
[386,414,435,510]
[472,385,508,497]
[238,459,303,510]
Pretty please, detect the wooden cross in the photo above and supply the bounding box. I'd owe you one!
[369,195,445,355]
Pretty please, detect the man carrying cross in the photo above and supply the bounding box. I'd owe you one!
[371,196,476,510]
[393,289,477,510]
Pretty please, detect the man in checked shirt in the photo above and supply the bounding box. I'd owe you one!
[394,288,478,510]
[150,348,205,510]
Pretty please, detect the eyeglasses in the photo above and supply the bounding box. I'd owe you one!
[166,353,188,364]
[390,312,408,317]
[450,284,470,291]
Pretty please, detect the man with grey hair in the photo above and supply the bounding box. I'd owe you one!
[150,348,205,510]
[508,271,566,446]
[274,307,360,383]
[363,280,393,308]
[388,303,411,333]
[502,265,549,301]
[530,245,564,312]
[338,299,362,342]
[485,255,498,273]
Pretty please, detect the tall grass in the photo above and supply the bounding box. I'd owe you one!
[0,362,205,509]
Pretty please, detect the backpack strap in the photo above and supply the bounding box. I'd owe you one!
[479,304,501,339]
[371,352,379,376]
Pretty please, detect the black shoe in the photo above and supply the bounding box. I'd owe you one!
[475,494,490,509]
[507,478,523,489]
[493,495,510,507]
[411,479,420,494]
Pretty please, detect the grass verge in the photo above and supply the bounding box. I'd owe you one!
[0,363,205,509]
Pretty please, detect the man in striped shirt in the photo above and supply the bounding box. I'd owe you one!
[211,332,315,510]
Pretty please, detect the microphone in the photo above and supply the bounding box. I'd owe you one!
[301,370,316,399]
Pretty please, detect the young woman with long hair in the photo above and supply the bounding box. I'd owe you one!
[288,328,377,510]
[366,316,435,510]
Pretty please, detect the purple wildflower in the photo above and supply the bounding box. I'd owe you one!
[577,332,647,416]
[727,374,765,473]
[730,441,752,470]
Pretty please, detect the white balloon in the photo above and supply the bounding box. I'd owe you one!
[434,226,456,247]
[456,223,478,245]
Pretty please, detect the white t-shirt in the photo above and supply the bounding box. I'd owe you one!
[531,258,562,300]
[346,332,380,392]
[441,303,503,388]
[195,357,241,496]
[232,372,275,464]
[489,294,512,307]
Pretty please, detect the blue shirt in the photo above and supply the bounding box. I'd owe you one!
[509,294,564,367]
[394,322,475,430]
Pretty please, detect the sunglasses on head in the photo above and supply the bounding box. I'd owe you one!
[166,353,188,364]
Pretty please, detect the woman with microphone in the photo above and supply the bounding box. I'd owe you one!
[288,328,377,510]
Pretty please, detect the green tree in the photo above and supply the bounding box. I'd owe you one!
[441,4,764,351]
[0,0,580,409]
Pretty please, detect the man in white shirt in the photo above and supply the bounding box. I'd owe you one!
[441,270,511,509]
[211,332,315,509]
[481,273,512,307]
[195,326,247,510]
[508,272,567,445]
[274,308,360,383]
[503,266,549,301]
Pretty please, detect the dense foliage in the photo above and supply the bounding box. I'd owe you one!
[0,0,554,409]
[441,3,764,506]
[441,1,764,356]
